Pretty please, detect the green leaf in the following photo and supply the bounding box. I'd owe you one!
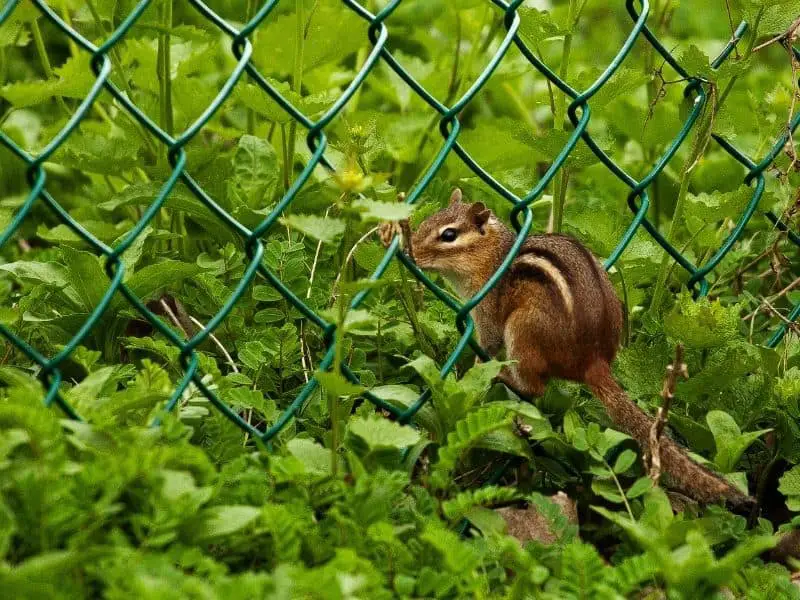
[432,405,512,484]
[592,479,625,503]
[123,260,201,303]
[664,292,742,349]
[778,465,800,505]
[458,359,508,409]
[347,415,421,450]
[679,45,713,79]
[1,53,95,107]
[707,410,771,473]
[100,183,235,241]
[463,506,508,535]
[252,4,364,75]
[370,384,440,436]
[231,135,279,209]
[60,247,108,311]
[685,185,753,222]
[351,198,413,222]
[517,7,564,48]
[441,486,522,521]
[235,81,335,124]
[188,505,261,540]
[0,497,15,557]
[315,370,365,397]
[0,260,80,304]
[613,449,638,474]
[286,438,331,476]
[280,214,346,243]
[626,477,654,499]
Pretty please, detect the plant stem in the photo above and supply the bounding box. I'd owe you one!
[157,0,174,137]
[287,0,306,187]
[280,124,290,191]
[0,47,6,88]
[648,156,692,313]
[330,284,348,478]
[245,0,257,135]
[550,4,575,233]
[551,168,570,233]
[648,92,716,314]
[30,18,70,116]
[602,458,635,521]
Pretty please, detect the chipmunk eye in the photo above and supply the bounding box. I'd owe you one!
[439,228,458,243]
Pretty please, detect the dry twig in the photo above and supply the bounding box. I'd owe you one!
[647,344,689,483]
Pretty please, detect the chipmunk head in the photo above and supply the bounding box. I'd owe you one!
[411,188,509,290]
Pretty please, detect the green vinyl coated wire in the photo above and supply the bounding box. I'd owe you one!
[0,0,798,440]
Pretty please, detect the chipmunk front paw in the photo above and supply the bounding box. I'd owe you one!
[377,221,401,249]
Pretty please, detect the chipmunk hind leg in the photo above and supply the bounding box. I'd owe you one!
[498,309,549,396]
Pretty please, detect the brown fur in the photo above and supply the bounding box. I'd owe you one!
[412,190,753,509]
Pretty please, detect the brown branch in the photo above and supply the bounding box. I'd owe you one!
[647,344,689,483]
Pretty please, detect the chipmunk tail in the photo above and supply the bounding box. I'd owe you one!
[584,361,754,511]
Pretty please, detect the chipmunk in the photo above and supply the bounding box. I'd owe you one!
[399,188,752,509]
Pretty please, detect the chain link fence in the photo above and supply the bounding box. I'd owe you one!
[1,0,798,440]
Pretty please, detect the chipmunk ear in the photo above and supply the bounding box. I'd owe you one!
[469,202,491,233]
[449,188,463,205]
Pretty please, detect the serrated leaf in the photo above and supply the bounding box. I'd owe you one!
[1,52,95,107]
[441,486,522,521]
[664,292,742,349]
[286,438,331,476]
[351,198,413,222]
[679,45,713,79]
[280,213,346,243]
[686,185,753,222]
[347,415,421,450]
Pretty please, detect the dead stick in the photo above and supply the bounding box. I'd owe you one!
[648,344,689,483]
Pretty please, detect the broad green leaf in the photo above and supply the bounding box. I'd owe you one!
[231,135,279,209]
[0,53,95,107]
[188,505,261,540]
[347,415,421,450]
[626,477,654,499]
[664,292,742,349]
[351,198,413,222]
[370,384,440,436]
[591,479,625,503]
[685,186,753,222]
[286,438,331,476]
[0,260,77,303]
[707,410,771,473]
[315,370,365,397]
[613,449,638,474]
[280,214,346,243]
[100,183,237,242]
[463,506,508,535]
[404,355,444,390]
[61,247,109,311]
[124,260,202,303]
[235,81,335,124]
[517,7,564,48]
[679,45,713,79]
[253,4,364,75]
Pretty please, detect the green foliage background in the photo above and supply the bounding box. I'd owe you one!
[1,0,800,597]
